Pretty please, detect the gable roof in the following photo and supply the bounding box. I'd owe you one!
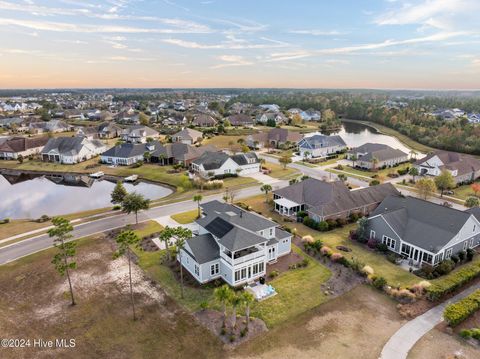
[151,143,218,162]
[351,143,408,162]
[42,136,104,156]
[0,136,48,153]
[466,207,480,222]
[173,128,203,141]
[185,233,219,264]
[192,151,230,170]
[416,150,480,176]
[274,178,399,217]
[101,141,160,158]
[300,134,346,149]
[228,114,253,125]
[192,114,217,126]
[371,195,473,252]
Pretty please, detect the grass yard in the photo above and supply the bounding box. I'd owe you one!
[171,209,199,224]
[241,194,419,288]
[450,180,480,200]
[223,175,259,189]
[250,246,331,327]
[327,168,372,182]
[264,161,299,179]
[203,135,246,150]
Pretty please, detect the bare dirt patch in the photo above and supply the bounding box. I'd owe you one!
[195,309,267,348]
[230,285,405,359]
[0,235,224,359]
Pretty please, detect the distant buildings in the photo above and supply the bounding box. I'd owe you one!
[120,125,159,144]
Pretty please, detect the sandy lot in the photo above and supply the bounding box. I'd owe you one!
[0,235,224,359]
[231,285,406,359]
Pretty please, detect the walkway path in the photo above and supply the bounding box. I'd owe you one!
[380,282,480,359]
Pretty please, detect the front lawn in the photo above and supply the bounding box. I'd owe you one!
[451,180,480,200]
[171,209,199,224]
[264,162,299,179]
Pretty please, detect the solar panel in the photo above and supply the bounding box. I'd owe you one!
[205,217,233,238]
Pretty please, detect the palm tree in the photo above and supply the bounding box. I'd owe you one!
[371,156,379,172]
[230,292,243,330]
[214,285,233,327]
[174,227,192,299]
[303,151,310,163]
[193,194,203,218]
[159,226,175,261]
[241,291,255,331]
[350,154,358,168]
[260,184,272,202]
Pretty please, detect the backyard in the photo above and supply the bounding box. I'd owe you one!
[240,194,420,288]
[263,161,298,180]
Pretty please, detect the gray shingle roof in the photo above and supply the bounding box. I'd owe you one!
[466,207,480,222]
[370,195,472,252]
[192,151,230,170]
[185,233,219,264]
[300,134,346,149]
[42,136,104,156]
[101,141,160,158]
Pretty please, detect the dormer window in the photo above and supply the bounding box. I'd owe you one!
[269,228,273,236]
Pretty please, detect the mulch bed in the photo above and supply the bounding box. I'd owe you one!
[292,235,364,299]
[194,309,267,349]
[265,251,303,277]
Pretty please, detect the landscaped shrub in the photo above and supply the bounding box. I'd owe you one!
[435,259,455,276]
[336,218,348,227]
[303,217,318,230]
[326,219,337,229]
[411,280,431,296]
[331,252,344,262]
[367,238,377,249]
[444,289,480,326]
[467,248,475,261]
[369,179,381,186]
[349,212,359,223]
[386,253,397,264]
[376,243,389,253]
[296,211,308,218]
[318,221,329,232]
[389,288,416,302]
[372,276,387,290]
[426,261,480,301]
[269,270,279,279]
[112,205,121,210]
[458,251,466,262]
[362,265,374,277]
[451,254,460,264]
[320,246,333,257]
[0,218,10,224]
[302,235,314,243]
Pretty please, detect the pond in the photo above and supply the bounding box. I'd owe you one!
[0,172,173,219]
[308,120,418,155]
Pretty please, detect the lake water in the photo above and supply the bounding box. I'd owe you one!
[0,173,173,219]
[307,120,417,155]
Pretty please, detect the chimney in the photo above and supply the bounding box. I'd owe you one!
[240,210,243,218]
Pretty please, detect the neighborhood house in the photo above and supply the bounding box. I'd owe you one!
[347,143,409,170]
[172,128,203,145]
[100,141,161,166]
[0,136,49,160]
[191,151,260,178]
[298,134,347,159]
[179,200,292,286]
[367,195,480,267]
[41,136,107,164]
[273,178,399,221]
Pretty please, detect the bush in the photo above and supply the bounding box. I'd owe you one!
[318,221,329,232]
[386,253,397,264]
[336,218,348,227]
[372,276,387,290]
[362,265,374,276]
[320,246,333,257]
[112,205,121,210]
[303,217,318,230]
[426,261,480,301]
[451,254,460,264]
[269,270,279,279]
[435,259,455,276]
[367,238,377,248]
[0,218,10,224]
[458,251,466,262]
[297,211,308,218]
[369,179,381,186]
[326,219,337,229]
[467,248,475,261]
[349,212,359,223]
[390,288,416,302]
[302,235,314,243]
[459,329,472,339]
[444,290,480,326]
[331,252,344,262]
[376,243,389,253]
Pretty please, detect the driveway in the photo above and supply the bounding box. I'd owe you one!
[380,282,480,359]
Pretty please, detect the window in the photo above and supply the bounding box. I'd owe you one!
[269,228,273,237]
[241,268,247,280]
[463,241,468,251]
[445,248,453,259]
[259,262,264,272]
[260,230,264,237]
[422,253,433,264]
[474,225,476,232]
[401,243,411,255]
[194,265,199,276]
[370,230,376,239]
[235,270,240,282]
[382,235,396,250]
[210,263,219,276]
[469,238,474,248]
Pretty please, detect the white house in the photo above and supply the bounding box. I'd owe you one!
[191,151,260,178]
[41,136,107,164]
[298,134,347,159]
[100,141,161,166]
[178,200,292,286]
[172,128,203,145]
[120,125,159,144]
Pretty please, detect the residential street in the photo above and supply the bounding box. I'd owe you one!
[0,181,287,265]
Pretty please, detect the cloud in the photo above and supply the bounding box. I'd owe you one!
[0,17,211,34]
[288,29,346,36]
[264,51,312,62]
[210,55,253,69]
[162,37,289,49]
[317,31,468,54]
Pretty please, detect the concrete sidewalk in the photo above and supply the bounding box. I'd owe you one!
[380,282,480,359]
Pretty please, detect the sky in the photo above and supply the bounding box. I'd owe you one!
[0,0,479,89]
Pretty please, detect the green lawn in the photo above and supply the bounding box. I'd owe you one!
[333,162,411,180]
[250,246,331,327]
[171,209,199,224]
[264,162,299,179]
[451,180,480,200]
[203,135,246,150]
[327,168,372,182]
[241,194,419,288]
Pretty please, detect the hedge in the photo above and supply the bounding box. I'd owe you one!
[444,290,480,326]
[426,261,480,301]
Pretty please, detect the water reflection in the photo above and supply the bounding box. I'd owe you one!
[310,120,418,155]
[0,172,172,219]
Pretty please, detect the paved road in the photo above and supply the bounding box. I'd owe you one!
[380,282,480,359]
[0,183,287,265]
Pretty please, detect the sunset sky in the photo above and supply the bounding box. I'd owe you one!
[0,0,479,89]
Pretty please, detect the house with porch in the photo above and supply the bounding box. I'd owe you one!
[149,143,219,167]
[41,136,107,164]
[178,200,292,286]
[191,151,260,179]
[273,178,399,221]
[172,128,203,145]
[120,125,159,143]
[414,150,480,184]
[100,141,161,166]
[0,136,49,160]
[298,134,347,159]
[347,143,409,170]
[246,128,302,149]
[367,195,480,267]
